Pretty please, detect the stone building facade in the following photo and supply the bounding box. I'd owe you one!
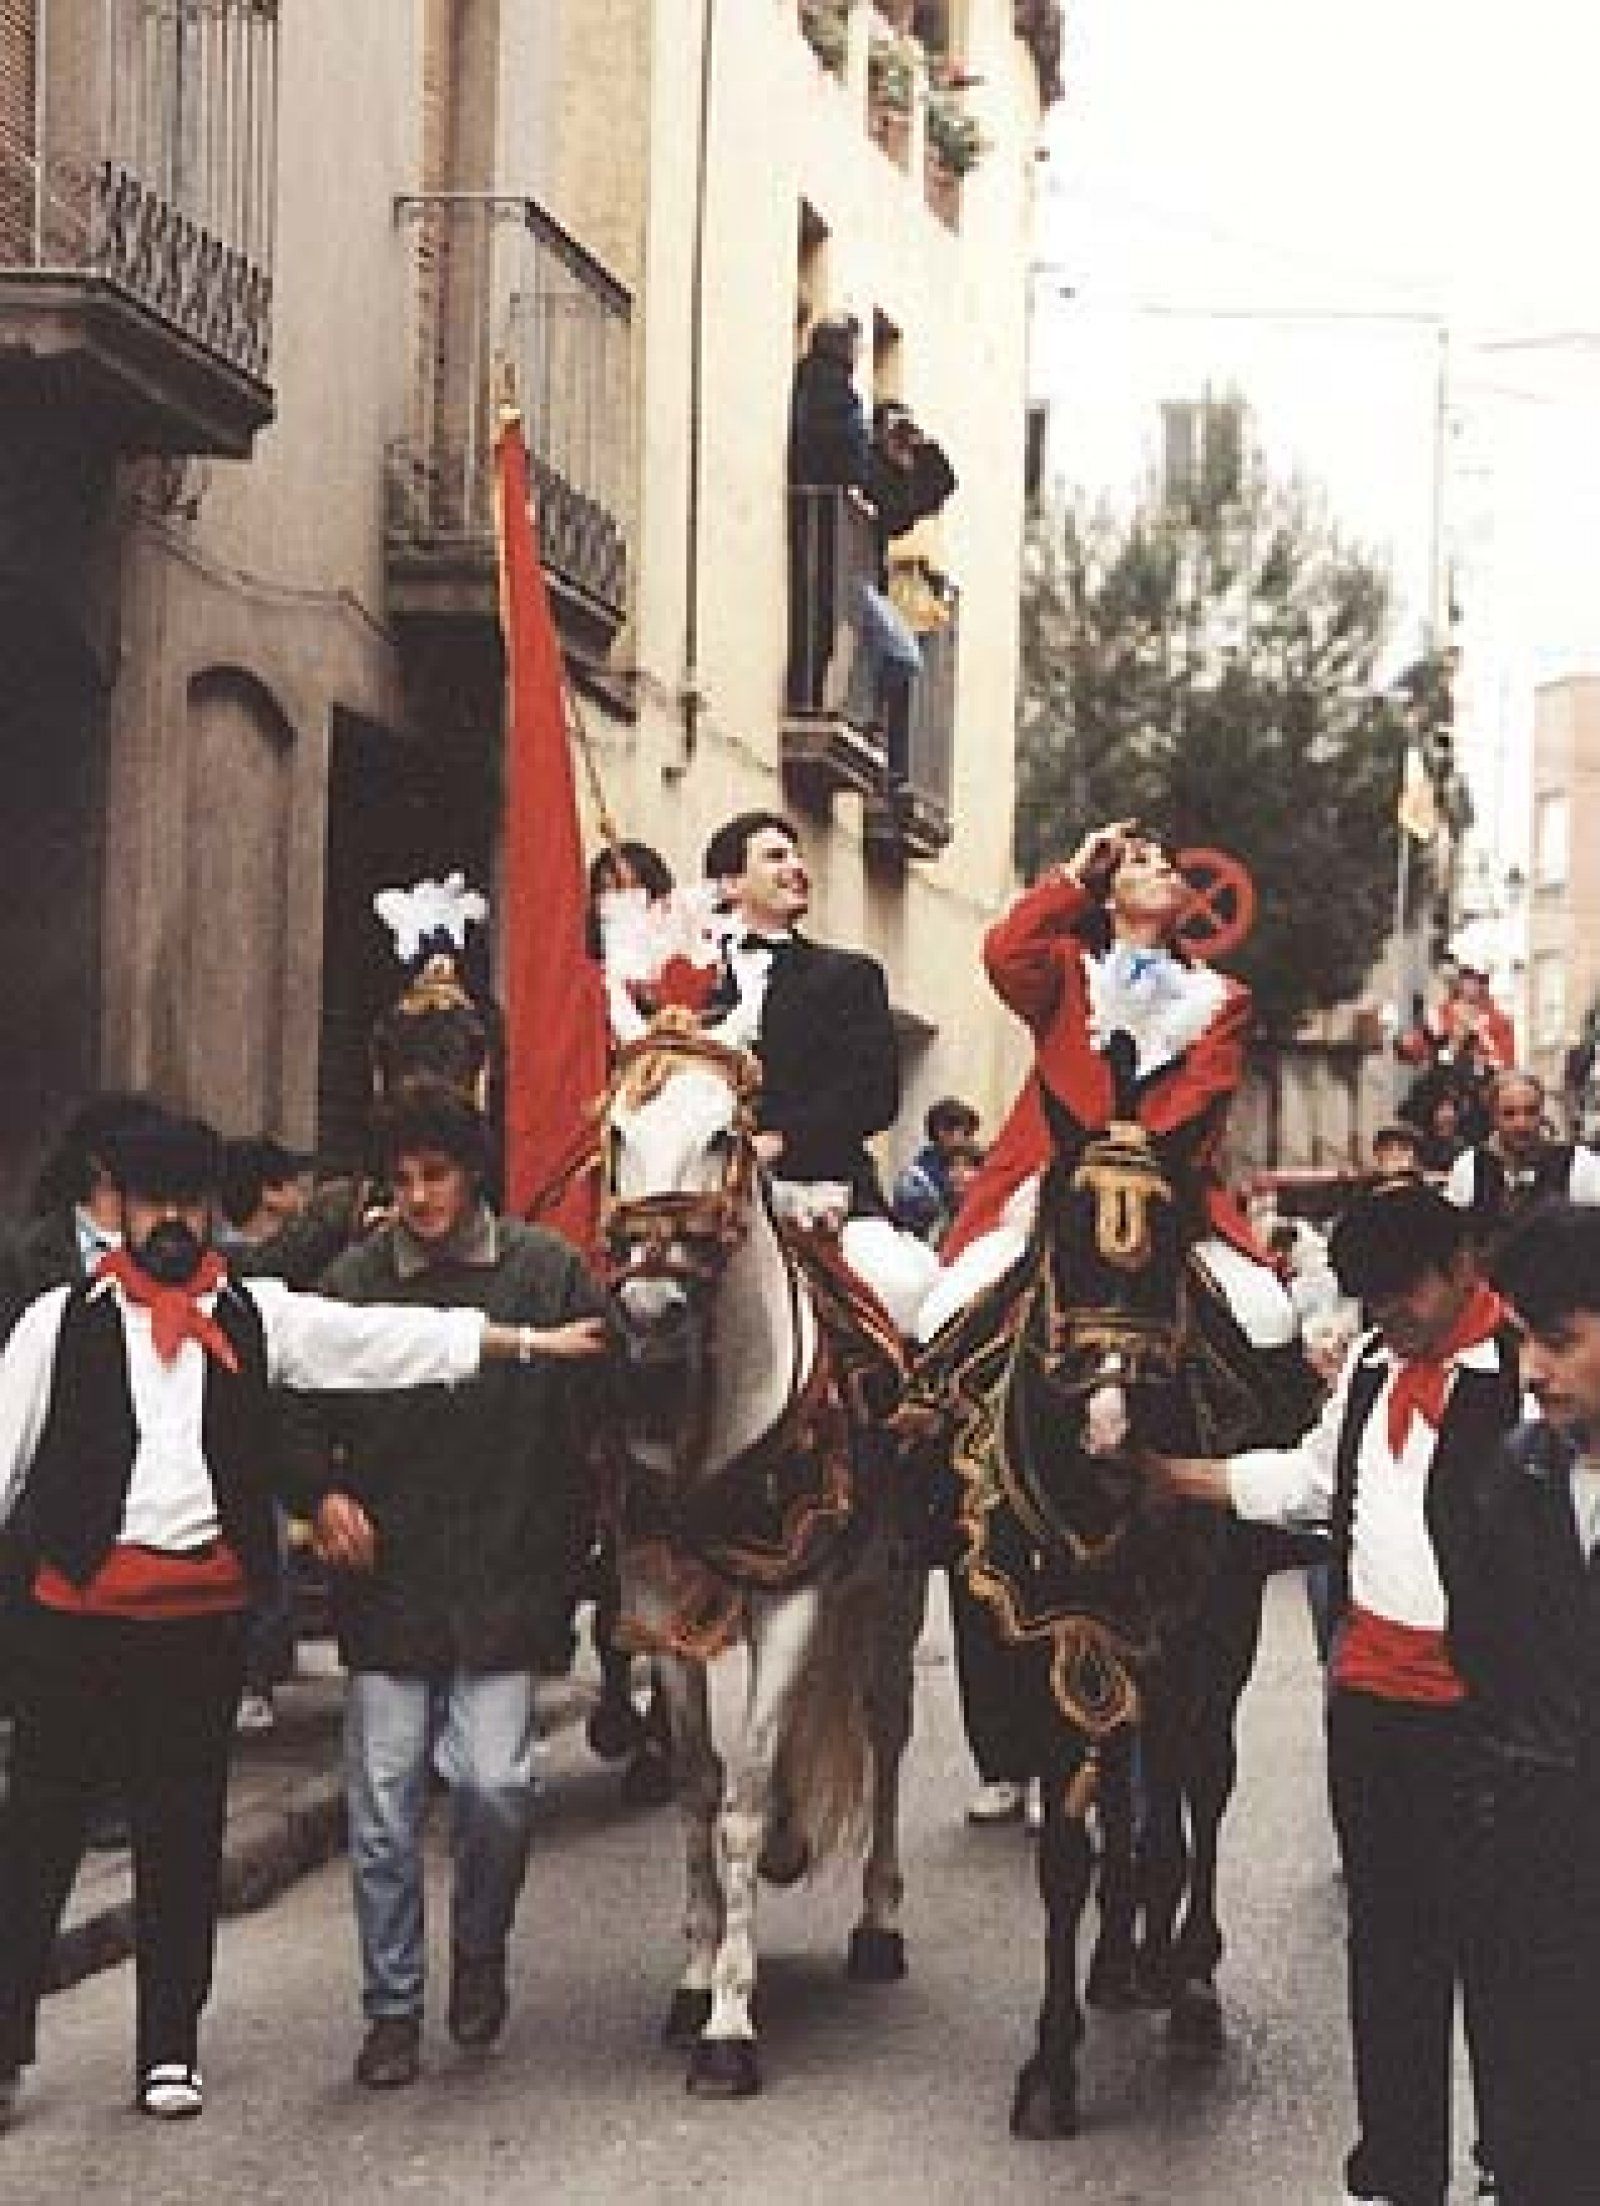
[0,0,1053,1204]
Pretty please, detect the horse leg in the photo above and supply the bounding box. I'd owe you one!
[1085,1733,1140,2010]
[848,1554,925,1983]
[689,1588,821,2100]
[656,1656,722,2051]
[587,1558,649,1764]
[1010,1742,1094,2141]
[1168,1559,1266,2050]
[1133,1709,1189,2008]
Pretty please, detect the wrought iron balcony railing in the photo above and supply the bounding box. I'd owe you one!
[0,0,277,392]
[387,193,632,637]
[784,484,956,852]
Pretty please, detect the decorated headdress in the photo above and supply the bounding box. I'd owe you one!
[369,872,494,1112]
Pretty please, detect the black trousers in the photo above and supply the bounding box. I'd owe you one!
[947,1571,1032,1785]
[0,1603,245,2078]
[1328,1690,1486,2206]
[1475,1764,1600,2206]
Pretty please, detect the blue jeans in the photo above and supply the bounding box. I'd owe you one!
[345,1669,538,2021]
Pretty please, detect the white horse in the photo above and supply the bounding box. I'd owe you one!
[600,1014,923,2098]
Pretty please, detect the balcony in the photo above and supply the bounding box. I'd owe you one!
[0,0,277,456]
[783,485,955,857]
[386,194,632,655]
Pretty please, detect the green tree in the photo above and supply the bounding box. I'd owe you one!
[1017,441,1440,1037]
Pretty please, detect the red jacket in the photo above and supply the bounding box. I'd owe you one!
[943,870,1265,1266]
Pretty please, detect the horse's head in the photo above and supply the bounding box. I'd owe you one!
[600,1011,762,1396]
[1037,1069,1185,1448]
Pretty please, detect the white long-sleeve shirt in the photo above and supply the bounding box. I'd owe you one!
[0,1274,486,1552]
[1227,1331,1507,1632]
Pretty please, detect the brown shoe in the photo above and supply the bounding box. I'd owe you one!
[354,2015,421,2089]
[447,1949,508,2051]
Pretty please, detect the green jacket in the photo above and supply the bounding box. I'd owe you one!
[298,1210,609,1677]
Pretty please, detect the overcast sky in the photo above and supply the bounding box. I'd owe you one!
[1034,0,1600,726]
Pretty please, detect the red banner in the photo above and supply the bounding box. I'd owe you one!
[494,413,608,1246]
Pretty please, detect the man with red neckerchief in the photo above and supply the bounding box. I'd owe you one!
[1141,1178,1519,2206]
[0,1111,604,2135]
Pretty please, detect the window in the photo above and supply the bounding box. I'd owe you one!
[1535,792,1570,889]
[1534,952,1568,1051]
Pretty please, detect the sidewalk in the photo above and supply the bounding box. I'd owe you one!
[9,1640,594,1998]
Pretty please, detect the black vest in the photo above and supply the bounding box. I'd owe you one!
[1468,1144,1575,1238]
[17,1279,277,1593]
[1329,1324,1522,1626]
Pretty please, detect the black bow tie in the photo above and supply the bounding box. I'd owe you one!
[739,934,794,960]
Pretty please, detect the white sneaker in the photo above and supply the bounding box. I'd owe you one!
[234,1691,276,1737]
[1024,1778,1044,1833]
[966,1781,1024,1826]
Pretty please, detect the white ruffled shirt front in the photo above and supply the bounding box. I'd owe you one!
[1082,942,1228,1083]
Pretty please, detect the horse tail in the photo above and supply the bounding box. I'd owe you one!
[771,1555,878,1865]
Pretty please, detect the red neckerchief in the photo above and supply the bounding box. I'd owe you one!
[96,1247,241,1373]
[1386,1279,1504,1455]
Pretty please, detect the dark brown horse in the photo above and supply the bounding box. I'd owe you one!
[908,1065,1315,2139]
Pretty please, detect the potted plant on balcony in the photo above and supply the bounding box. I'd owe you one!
[924,88,987,222]
[799,0,850,76]
[868,33,916,162]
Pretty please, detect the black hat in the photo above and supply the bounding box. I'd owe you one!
[102,1113,223,1202]
[1328,1177,1469,1302]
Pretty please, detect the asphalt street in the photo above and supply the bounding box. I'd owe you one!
[0,1577,1487,2205]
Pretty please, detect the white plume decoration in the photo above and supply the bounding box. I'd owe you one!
[373,873,488,964]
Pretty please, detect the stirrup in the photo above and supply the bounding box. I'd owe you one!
[138,2061,204,2119]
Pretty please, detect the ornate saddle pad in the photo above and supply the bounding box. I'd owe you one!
[907,1225,1297,1734]
[613,1232,905,1662]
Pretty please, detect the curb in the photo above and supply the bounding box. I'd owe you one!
[42,1672,592,1997]
[46,1773,349,1999]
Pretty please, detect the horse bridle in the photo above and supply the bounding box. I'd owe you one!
[599,1020,763,1292]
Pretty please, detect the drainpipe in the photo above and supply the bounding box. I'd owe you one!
[677,0,716,761]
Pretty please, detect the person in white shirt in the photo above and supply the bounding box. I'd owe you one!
[0,1111,605,2134]
[1138,1179,1519,2206]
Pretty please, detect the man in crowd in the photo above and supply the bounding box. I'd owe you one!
[0,1092,166,1340]
[703,809,934,1333]
[1444,1066,1600,1251]
[891,1095,981,1244]
[0,1107,605,2133]
[1369,1123,1425,1180]
[1453,1201,1600,2206]
[295,1078,610,2093]
[1139,1179,1517,2206]
[0,1092,167,1816]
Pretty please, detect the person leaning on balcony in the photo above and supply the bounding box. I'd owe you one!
[858,400,958,800]
[0,1107,607,2134]
[785,312,870,709]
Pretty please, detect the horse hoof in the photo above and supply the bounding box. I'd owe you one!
[1085,1946,1139,2011]
[687,2037,761,2098]
[587,1697,647,1764]
[662,1988,713,2049]
[846,1926,907,1984]
[1167,1979,1224,2051]
[1009,2055,1079,2141]
[757,1826,811,1887]
[621,1740,674,1809]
